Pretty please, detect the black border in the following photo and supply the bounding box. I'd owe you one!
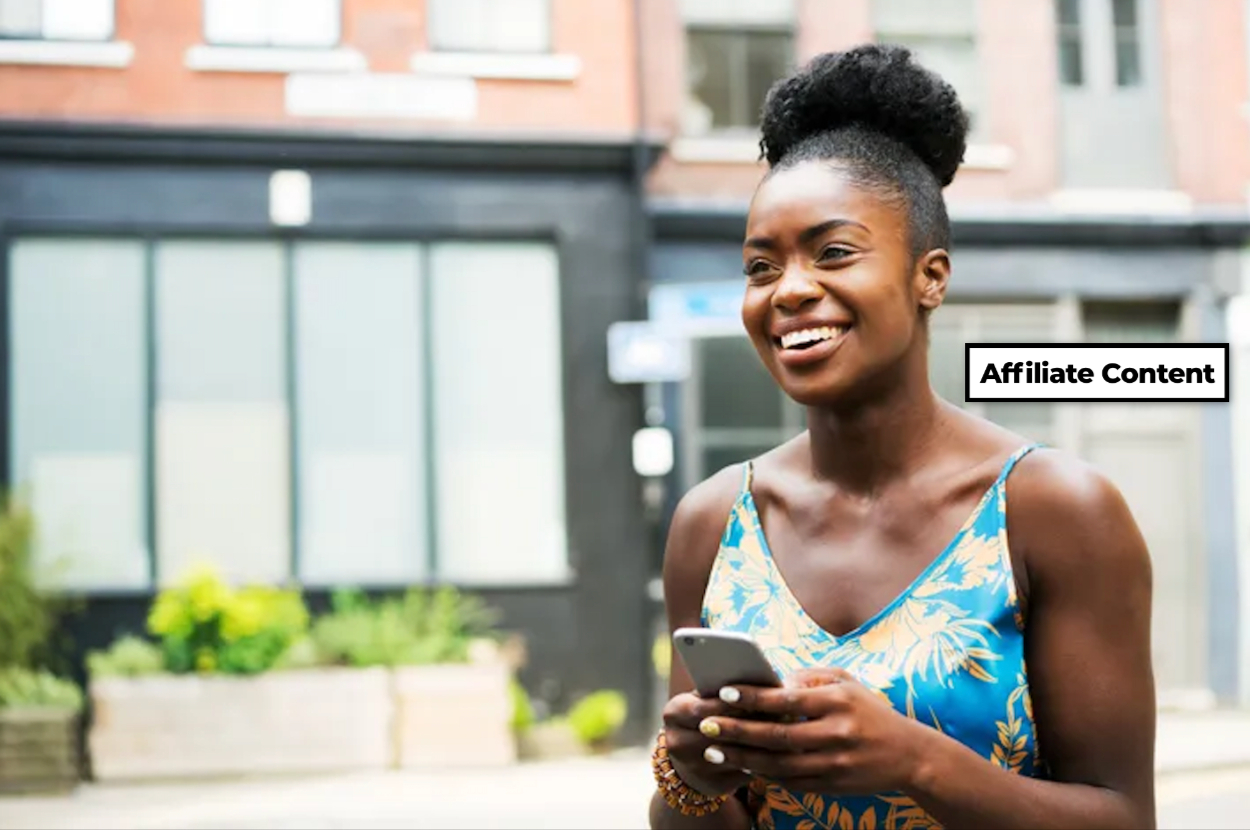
[963,341,1231,403]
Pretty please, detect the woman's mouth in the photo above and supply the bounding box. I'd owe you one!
[773,325,850,366]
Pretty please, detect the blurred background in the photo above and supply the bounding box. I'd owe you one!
[0,0,1249,827]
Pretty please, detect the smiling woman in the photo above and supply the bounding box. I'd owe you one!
[649,44,1157,830]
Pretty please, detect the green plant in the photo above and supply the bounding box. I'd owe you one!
[510,679,535,733]
[0,499,54,670]
[146,564,309,675]
[86,635,164,679]
[567,690,628,748]
[0,667,83,712]
[309,586,501,668]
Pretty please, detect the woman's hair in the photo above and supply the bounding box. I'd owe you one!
[758,43,970,258]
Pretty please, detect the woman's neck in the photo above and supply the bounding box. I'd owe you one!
[805,368,948,498]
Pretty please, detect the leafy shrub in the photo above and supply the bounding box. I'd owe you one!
[0,499,55,670]
[86,635,164,679]
[310,586,500,668]
[146,564,309,675]
[0,667,83,712]
[510,679,535,733]
[567,690,628,747]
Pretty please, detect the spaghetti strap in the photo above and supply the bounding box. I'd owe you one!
[997,441,1044,485]
[740,460,755,494]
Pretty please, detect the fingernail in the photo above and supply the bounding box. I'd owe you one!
[704,746,725,765]
[699,718,720,738]
[719,686,741,704]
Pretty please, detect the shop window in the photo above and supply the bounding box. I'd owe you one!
[204,0,340,48]
[0,0,114,40]
[427,0,550,53]
[9,239,149,590]
[154,241,291,587]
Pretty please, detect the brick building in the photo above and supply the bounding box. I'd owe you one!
[0,0,1247,737]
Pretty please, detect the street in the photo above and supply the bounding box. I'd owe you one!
[1,752,1247,830]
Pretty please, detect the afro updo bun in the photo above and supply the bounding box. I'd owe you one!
[759,43,970,187]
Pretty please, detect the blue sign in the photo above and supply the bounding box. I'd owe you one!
[649,281,746,326]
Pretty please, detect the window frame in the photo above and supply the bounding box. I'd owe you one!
[201,0,343,50]
[426,0,553,55]
[0,0,116,42]
[682,22,795,136]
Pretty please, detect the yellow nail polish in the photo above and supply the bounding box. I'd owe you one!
[699,718,720,738]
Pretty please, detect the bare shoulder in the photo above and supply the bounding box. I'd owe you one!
[662,463,748,613]
[1006,447,1152,594]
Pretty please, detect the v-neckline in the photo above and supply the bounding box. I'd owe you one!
[739,453,1015,643]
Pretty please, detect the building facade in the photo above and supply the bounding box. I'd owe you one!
[1,0,1248,745]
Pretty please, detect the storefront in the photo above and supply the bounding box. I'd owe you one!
[0,121,661,735]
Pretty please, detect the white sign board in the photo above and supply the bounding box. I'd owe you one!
[607,321,691,383]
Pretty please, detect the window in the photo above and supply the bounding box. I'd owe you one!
[154,241,291,587]
[1056,0,1084,85]
[680,0,794,135]
[0,0,113,40]
[293,243,429,587]
[204,0,340,48]
[428,0,550,53]
[874,0,985,139]
[429,243,568,584]
[1083,300,1180,342]
[9,239,148,590]
[8,237,569,591]
[1111,0,1141,87]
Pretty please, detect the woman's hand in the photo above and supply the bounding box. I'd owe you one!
[696,667,930,796]
[661,689,759,798]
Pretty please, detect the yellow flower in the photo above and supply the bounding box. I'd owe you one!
[185,566,231,623]
[220,593,264,642]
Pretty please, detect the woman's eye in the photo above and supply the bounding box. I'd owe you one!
[818,246,853,262]
[744,261,777,278]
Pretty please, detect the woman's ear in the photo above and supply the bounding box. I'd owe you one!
[913,249,951,313]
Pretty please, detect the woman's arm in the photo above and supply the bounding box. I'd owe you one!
[650,465,755,830]
[902,450,1156,829]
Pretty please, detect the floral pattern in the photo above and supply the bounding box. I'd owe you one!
[705,444,1045,830]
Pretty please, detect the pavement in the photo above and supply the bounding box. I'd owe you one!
[2,710,1249,830]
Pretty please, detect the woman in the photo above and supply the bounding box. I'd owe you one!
[649,44,1156,830]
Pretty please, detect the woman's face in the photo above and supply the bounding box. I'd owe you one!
[740,161,948,408]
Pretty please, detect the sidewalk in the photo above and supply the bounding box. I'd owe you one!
[2,710,1248,830]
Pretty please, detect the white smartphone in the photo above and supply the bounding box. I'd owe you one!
[673,627,782,699]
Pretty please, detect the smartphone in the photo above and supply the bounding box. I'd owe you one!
[673,627,782,699]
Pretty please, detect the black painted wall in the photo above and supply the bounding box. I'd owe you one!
[0,125,659,742]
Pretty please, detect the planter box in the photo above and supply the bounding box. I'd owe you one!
[0,707,81,794]
[88,667,392,782]
[518,720,589,761]
[392,662,515,768]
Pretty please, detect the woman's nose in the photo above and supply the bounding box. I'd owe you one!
[771,268,823,312]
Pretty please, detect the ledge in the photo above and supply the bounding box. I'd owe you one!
[668,135,1016,171]
[409,51,581,81]
[0,39,133,67]
[185,44,367,74]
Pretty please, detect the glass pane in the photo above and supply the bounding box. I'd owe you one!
[698,336,783,429]
[203,0,268,45]
[702,442,784,482]
[43,0,112,40]
[1083,301,1180,342]
[10,239,149,591]
[294,242,427,587]
[430,243,567,584]
[687,29,739,130]
[269,0,340,47]
[1115,34,1141,86]
[155,241,290,587]
[1111,0,1137,27]
[0,0,42,37]
[428,0,487,51]
[745,31,792,127]
[487,0,549,52]
[1057,0,1080,25]
[1058,36,1083,85]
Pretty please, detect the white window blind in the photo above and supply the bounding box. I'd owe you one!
[204,0,340,47]
[0,0,113,40]
[428,0,550,53]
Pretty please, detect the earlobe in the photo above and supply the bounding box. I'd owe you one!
[914,250,951,312]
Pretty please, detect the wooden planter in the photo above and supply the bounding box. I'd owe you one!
[87,667,393,782]
[391,662,516,769]
[0,707,81,794]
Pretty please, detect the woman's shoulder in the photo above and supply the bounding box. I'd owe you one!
[1005,445,1151,591]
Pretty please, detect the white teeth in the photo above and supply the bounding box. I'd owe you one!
[780,326,846,349]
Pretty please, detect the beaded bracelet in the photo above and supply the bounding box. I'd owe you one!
[651,729,731,817]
